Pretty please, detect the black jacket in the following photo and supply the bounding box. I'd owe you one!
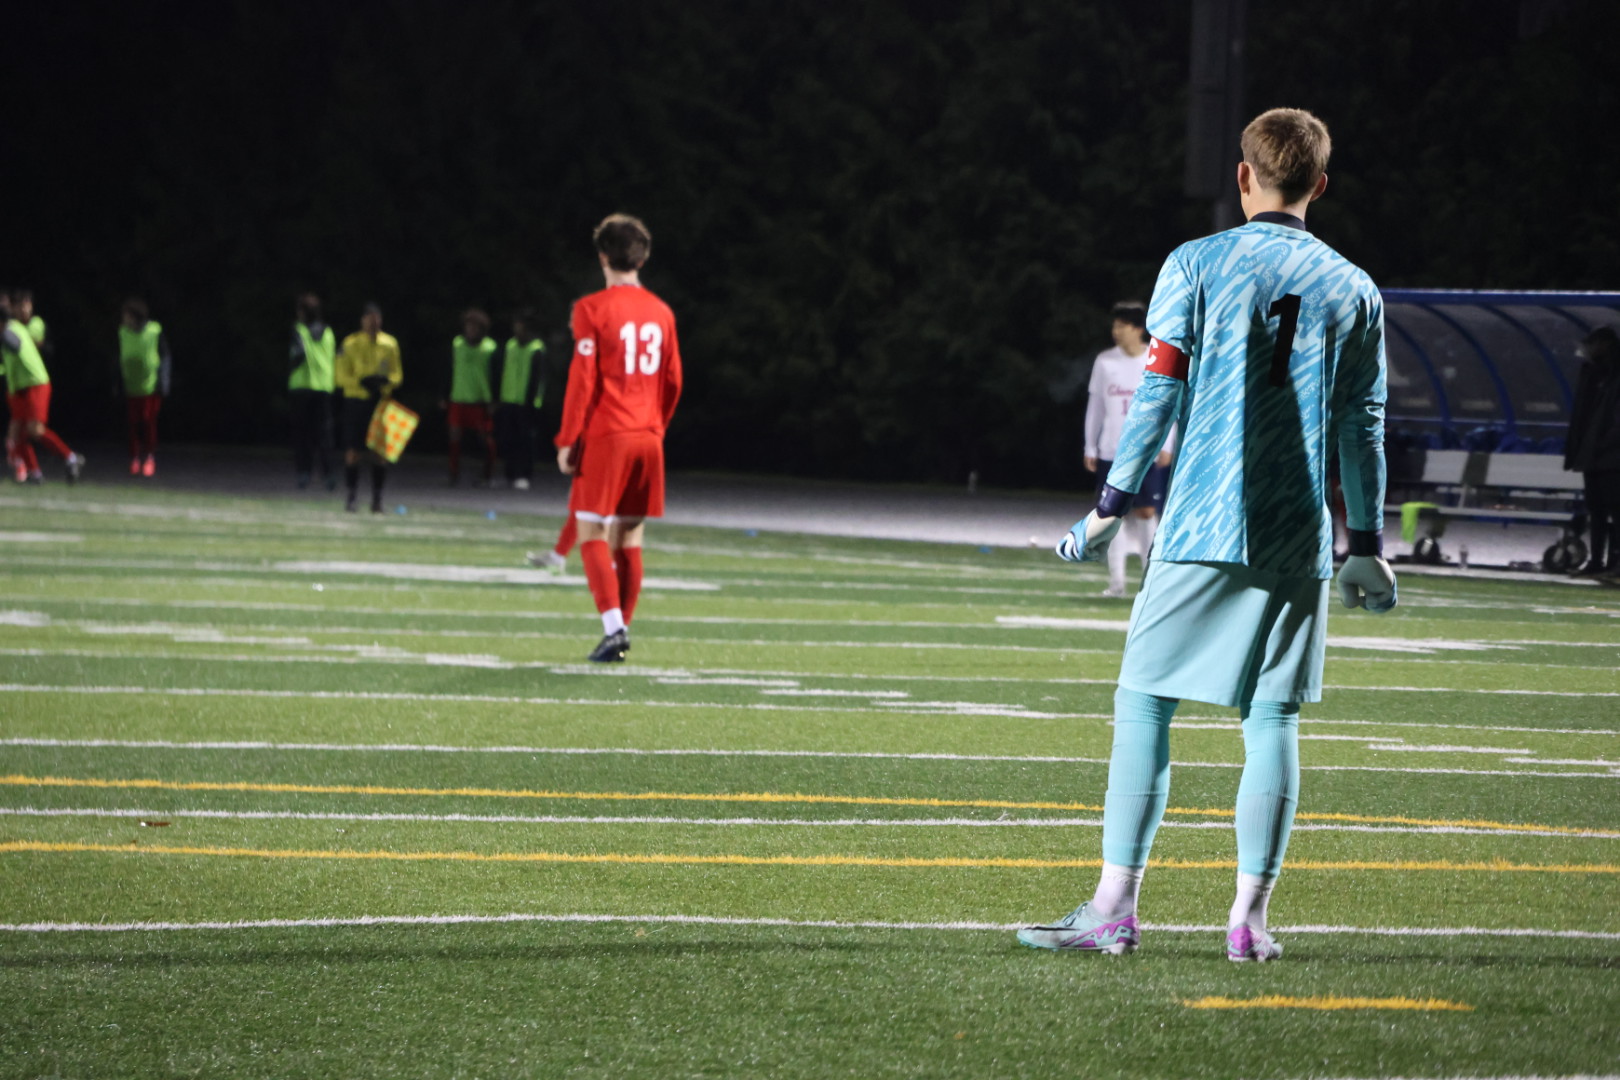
[1566,359,1620,473]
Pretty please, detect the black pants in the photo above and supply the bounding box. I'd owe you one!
[289,389,334,479]
[1586,469,1620,569]
[495,404,536,482]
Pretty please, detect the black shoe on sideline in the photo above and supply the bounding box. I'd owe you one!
[345,491,359,512]
[370,497,384,514]
[587,629,630,663]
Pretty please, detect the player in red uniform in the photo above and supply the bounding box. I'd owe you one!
[554,214,682,662]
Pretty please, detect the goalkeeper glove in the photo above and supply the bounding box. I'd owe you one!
[1338,554,1398,613]
[1055,510,1123,564]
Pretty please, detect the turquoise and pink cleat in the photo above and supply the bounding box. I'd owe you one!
[1017,902,1139,954]
[1226,924,1283,962]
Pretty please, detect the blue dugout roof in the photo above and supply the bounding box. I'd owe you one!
[1380,289,1620,444]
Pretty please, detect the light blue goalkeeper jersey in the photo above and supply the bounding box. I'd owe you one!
[1106,214,1387,579]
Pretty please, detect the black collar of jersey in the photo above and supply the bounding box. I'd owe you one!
[1249,211,1310,232]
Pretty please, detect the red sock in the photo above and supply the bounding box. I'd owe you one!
[36,428,72,459]
[579,539,620,615]
[555,515,578,556]
[615,547,643,624]
[19,443,40,473]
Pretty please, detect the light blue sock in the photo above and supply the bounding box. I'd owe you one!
[1100,687,1179,869]
[1235,700,1301,878]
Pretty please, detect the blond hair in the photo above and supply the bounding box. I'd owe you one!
[1240,108,1331,201]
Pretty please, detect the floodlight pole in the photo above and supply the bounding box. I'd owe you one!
[1185,0,1247,233]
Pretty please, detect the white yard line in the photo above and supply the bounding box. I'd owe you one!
[5,806,1615,839]
[6,591,1618,642]
[0,911,1615,940]
[4,640,1614,694]
[3,731,1617,780]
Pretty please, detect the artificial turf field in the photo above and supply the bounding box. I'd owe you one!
[1,484,1617,1080]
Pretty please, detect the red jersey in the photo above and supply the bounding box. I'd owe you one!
[554,283,683,448]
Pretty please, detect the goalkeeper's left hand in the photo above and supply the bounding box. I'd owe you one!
[1338,554,1398,613]
[1055,510,1123,564]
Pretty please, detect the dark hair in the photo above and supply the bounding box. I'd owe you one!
[511,307,536,331]
[10,288,33,305]
[593,213,651,272]
[296,292,322,323]
[461,308,491,337]
[1582,326,1619,365]
[1110,301,1148,330]
[362,302,382,319]
[122,296,149,323]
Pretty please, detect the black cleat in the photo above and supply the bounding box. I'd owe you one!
[345,491,359,512]
[587,629,630,663]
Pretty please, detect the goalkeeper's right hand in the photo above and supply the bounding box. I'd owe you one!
[1338,554,1398,613]
[1055,510,1123,564]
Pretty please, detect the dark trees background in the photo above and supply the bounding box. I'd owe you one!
[4,0,1617,488]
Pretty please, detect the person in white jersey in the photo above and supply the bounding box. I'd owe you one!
[1084,301,1175,597]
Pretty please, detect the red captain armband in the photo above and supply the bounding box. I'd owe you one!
[1145,337,1189,381]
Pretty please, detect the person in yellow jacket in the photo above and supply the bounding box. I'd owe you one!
[335,302,403,512]
[289,292,337,490]
[118,297,172,477]
[3,293,84,485]
[6,288,51,476]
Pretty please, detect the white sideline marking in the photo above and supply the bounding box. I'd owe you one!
[1369,744,1530,756]
[1324,636,1519,654]
[10,593,1619,646]
[995,616,1132,632]
[4,677,1619,737]
[5,732,1619,781]
[997,617,1541,657]
[274,559,721,591]
[6,806,1615,839]
[1,912,1617,940]
[654,677,800,687]
[760,689,912,698]
[5,630,1615,691]
[0,531,83,543]
[0,610,51,627]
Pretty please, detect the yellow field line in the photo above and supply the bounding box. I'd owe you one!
[0,774,1610,837]
[1183,995,1473,1012]
[3,840,1617,874]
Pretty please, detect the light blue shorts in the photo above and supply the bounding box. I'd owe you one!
[1117,560,1329,707]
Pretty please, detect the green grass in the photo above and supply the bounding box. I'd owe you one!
[2,484,1618,1079]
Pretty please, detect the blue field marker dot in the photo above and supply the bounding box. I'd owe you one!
[395,505,408,515]
[743,528,758,537]
[486,510,498,520]
[978,544,993,554]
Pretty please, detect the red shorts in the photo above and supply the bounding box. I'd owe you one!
[572,430,665,520]
[126,395,162,424]
[6,383,50,424]
[447,403,492,431]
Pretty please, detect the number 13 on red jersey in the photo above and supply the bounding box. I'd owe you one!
[619,322,663,375]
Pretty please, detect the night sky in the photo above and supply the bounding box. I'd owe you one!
[4,0,1616,486]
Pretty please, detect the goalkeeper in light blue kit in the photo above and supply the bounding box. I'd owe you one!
[1018,108,1396,962]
